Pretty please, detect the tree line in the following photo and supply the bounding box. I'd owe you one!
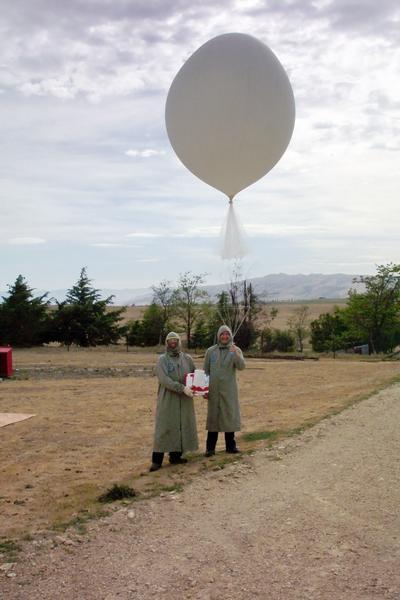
[0,263,399,354]
[310,263,400,355]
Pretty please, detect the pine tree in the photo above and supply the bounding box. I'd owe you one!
[50,268,126,347]
[0,275,51,346]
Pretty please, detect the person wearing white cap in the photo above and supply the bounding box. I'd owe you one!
[150,332,198,471]
[203,324,245,456]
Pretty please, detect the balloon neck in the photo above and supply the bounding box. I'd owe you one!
[228,196,233,205]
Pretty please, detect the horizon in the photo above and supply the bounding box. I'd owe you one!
[1,271,362,305]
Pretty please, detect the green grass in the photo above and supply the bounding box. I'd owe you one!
[0,539,21,560]
[98,483,137,503]
[54,509,110,534]
[285,426,306,437]
[159,483,184,493]
[211,453,241,469]
[241,430,281,442]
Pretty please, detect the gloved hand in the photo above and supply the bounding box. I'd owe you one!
[183,386,194,398]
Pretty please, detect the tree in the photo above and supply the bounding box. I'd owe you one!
[172,272,208,348]
[310,308,350,356]
[260,327,295,352]
[125,303,169,348]
[213,265,261,350]
[344,263,400,353]
[125,320,144,347]
[151,279,175,344]
[50,268,126,347]
[140,303,165,346]
[191,317,214,349]
[0,275,51,346]
[191,299,219,349]
[233,281,259,349]
[217,265,256,335]
[260,327,275,353]
[287,305,310,352]
[273,329,295,352]
[206,291,231,344]
[262,304,279,327]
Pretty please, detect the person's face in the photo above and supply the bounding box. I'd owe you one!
[167,338,179,349]
[219,331,231,344]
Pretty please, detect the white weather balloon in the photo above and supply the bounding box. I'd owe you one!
[165,32,295,201]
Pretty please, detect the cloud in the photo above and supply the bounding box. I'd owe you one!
[125,232,164,238]
[90,242,141,248]
[125,148,165,158]
[1,1,399,288]
[8,237,46,245]
[321,0,400,43]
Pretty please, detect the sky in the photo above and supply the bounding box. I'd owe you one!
[1,0,399,294]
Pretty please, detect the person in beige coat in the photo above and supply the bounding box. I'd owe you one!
[203,324,245,456]
[150,332,198,472]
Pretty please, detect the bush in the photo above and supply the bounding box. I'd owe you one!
[125,320,145,346]
[310,309,350,353]
[125,303,166,347]
[260,328,295,352]
[98,484,136,503]
[273,329,295,352]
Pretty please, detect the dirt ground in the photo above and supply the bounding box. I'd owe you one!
[0,346,399,543]
[1,380,400,599]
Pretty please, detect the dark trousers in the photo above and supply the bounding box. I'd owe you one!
[206,431,236,452]
[152,451,182,466]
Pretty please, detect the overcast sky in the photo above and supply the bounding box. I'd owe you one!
[1,0,399,293]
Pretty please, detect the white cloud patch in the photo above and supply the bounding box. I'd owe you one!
[125,148,165,158]
[125,232,164,238]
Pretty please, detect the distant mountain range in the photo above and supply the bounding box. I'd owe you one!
[204,273,364,303]
[2,273,363,305]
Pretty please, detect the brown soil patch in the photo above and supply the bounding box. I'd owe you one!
[0,346,398,541]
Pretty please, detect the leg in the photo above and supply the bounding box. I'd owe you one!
[149,451,164,471]
[205,431,218,456]
[225,432,239,453]
[169,451,188,464]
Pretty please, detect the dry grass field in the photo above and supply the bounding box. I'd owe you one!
[1,344,399,542]
[119,300,347,330]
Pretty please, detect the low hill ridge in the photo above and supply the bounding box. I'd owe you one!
[2,273,363,305]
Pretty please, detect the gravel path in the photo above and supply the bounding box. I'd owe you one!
[2,384,400,600]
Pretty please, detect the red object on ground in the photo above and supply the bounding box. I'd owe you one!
[0,347,13,377]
